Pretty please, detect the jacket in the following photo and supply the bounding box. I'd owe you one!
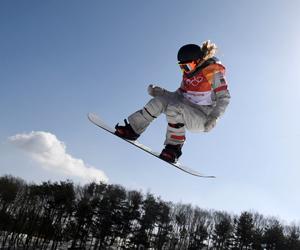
[179,56,231,118]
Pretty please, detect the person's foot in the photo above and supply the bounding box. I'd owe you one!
[115,119,140,141]
[159,144,182,163]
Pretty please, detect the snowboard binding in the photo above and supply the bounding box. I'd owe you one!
[159,144,182,163]
[115,119,140,141]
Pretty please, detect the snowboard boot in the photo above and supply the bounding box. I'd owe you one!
[159,144,182,163]
[115,119,140,141]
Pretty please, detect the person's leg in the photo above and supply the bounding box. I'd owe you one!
[160,94,208,163]
[115,96,168,140]
[181,102,207,133]
[160,122,185,163]
[160,97,186,163]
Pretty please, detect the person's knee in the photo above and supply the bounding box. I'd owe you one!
[144,97,165,118]
[166,104,184,124]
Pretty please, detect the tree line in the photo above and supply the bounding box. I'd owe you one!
[0,174,299,250]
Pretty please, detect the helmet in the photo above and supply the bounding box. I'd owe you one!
[177,44,204,64]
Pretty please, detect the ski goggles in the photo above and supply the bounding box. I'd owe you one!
[179,61,197,73]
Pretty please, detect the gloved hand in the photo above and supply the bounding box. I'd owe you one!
[204,116,218,132]
[147,84,166,97]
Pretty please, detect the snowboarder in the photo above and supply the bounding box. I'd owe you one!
[115,41,230,163]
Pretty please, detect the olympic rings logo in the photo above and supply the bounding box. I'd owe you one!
[183,75,204,87]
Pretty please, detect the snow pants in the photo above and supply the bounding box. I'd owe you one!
[128,91,209,146]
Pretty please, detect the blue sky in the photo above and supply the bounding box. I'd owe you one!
[1,1,300,223]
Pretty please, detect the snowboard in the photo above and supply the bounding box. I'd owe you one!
[88,113,215,178]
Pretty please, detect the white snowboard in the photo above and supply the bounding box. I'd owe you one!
[88,113,215,178]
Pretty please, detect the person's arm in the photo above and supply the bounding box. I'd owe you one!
[210,70,231,119]
[203,63,231,131]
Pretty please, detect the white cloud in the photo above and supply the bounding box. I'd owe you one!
[8,131,108,183]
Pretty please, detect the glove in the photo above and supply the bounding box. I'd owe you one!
[147,84,166,97]
[204,116,218,132]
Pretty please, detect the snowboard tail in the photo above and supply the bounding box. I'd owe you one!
[88,113,215,178]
